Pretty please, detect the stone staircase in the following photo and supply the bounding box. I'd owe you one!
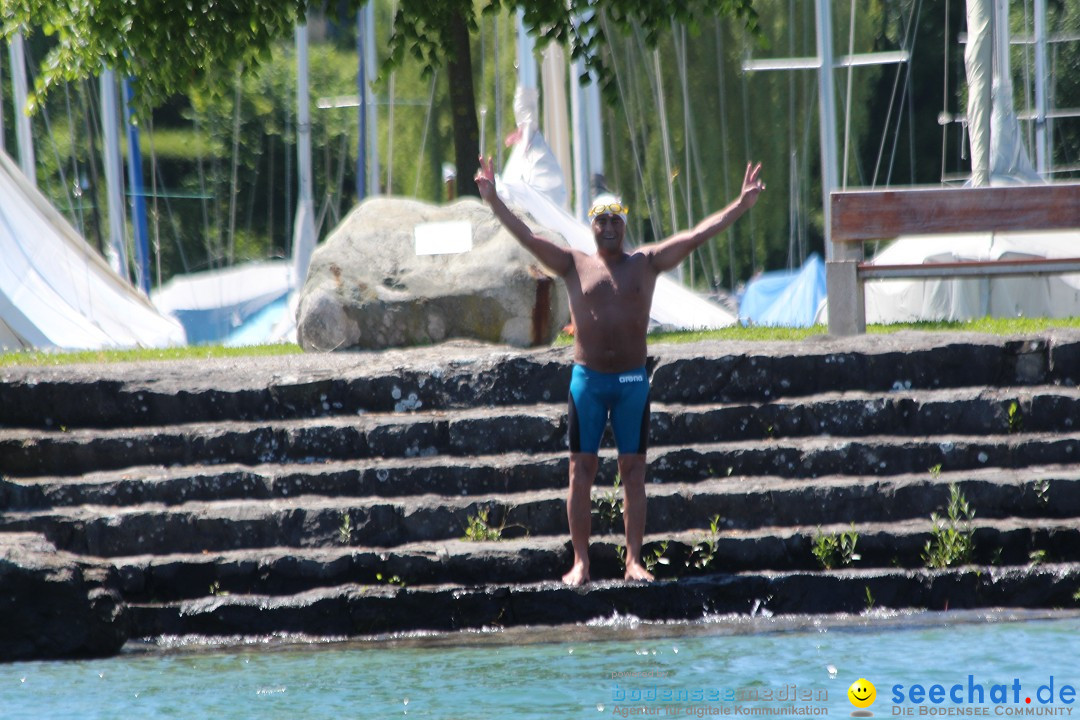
[3,332,1080,657]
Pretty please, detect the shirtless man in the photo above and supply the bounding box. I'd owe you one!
[475,158,764,585]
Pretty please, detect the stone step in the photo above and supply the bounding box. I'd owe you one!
[124,562,1080,642]
[3,386,1079,478]
[3,334,1077,430]
[7,470,1079,558]
[7,432,1080,514]
[4,404,1080,494]
[0,453,566,509]
[103,514,1080,603]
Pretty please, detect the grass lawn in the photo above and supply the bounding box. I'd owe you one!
[3,317,1080,367]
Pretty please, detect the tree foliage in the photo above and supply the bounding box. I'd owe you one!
[2,0,307,113]
[387,0,759,96]
[4,0,758,111]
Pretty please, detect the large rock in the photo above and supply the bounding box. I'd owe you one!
[0,533,128,660]
[296,196,570,352]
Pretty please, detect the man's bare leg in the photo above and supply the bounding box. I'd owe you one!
[618,453,654,581]
[563,452,598,585]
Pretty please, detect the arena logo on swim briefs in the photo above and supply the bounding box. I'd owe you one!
[889,675,1076,716]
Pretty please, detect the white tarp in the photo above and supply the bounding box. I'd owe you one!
[499,129,736,329]
[151,260,295,346]
[865,231,1080,323]
[0,148,185,351]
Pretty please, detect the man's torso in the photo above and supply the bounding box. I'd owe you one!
[564,250,657,373]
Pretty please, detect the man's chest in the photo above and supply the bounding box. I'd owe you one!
[575,259,650,302]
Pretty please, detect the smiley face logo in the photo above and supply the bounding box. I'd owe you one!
[848,678,876,715]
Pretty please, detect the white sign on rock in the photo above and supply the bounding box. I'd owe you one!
[414,221,474,256]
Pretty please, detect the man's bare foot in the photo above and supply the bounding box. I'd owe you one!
[562,561,590,586]
[624,561,655,582]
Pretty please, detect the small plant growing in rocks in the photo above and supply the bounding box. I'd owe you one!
[922,484,975,569]
[463,507,505,541]
[1007,401,1023,433]
[375,572,405,587]
[685,514,722,571]
[811,524,860,569]
[591,474,623,531]
[338,513,353,545]
[462,506,526,542]
[643,540,671,574]
[1033,478,1050,506]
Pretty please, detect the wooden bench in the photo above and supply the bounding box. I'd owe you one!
[827,183,1080,335]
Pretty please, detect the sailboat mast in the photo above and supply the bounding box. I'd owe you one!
[293,24,317,286]
[122,78,151,294]
[100,69,130,279]
[814,0,839,261]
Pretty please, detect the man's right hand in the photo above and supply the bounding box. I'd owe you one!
[474,155,497,205]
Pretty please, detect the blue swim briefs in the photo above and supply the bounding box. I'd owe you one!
[567,364,650,455]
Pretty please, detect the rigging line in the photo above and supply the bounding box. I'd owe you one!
[283,94,292,258]
[788,0,798,265]
[226,69,244,266]
[413,71,439,197]
[629,21,667,243]
[679,26,721,288]
[386,67,396,192]
[332,130,348,226]
[1021,0,1033,154]
[800,76,816,262]
[841,0,858,190]
[77,78,106,254]
[192,113,214,268]
[145,113,162,287]
[676,21,715,288]
[607,12,659,245]
[871,0,920,188]
[144,118,191,274]
[941,0,951,183]
[714,18,735,291]
[494,12,503,171]
[673,20,704,287]
[886,0,923,187]
[653,48,679,247]
[385,0,398,195]
[21,52,73,217]
[265,131,275,253]
[63,80,86,235]
[739,38,756,275]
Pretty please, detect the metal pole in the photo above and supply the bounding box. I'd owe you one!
[815,0,839,260]
[356,11,367,200]
[122,79,151,294]
[294,24,317,284]
[100,70,129,279]
[364,3,379,196]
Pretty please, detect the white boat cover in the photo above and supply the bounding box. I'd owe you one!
[498,98,736,330]
[0,148,185,351]
[865,231,1080,323]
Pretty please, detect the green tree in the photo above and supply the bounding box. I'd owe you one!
[5,0,758,197]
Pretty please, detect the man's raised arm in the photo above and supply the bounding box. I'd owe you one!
[645,162,765,273]
[474,156,574,277]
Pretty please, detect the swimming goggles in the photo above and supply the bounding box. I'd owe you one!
[588,202,629,218]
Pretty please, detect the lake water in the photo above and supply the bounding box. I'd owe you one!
[4,609,1079,719]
